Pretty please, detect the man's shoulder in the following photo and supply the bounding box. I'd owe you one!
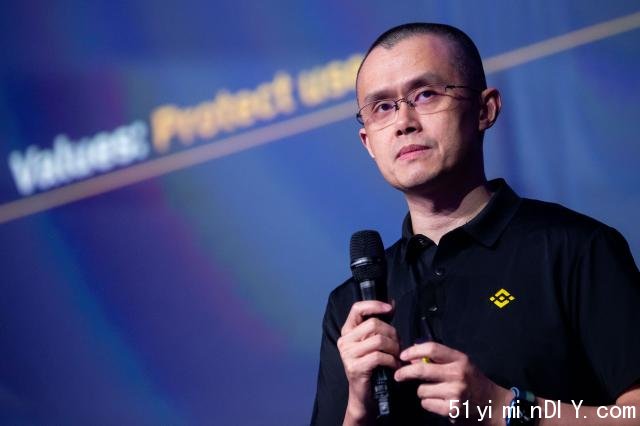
[512,197,627,253]
[517,197,610,235]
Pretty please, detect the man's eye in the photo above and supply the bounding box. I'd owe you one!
[414,89,437,103]
[372,101,395,114]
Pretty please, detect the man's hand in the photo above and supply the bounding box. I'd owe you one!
[337,300,400,424]
[394,342,512,425]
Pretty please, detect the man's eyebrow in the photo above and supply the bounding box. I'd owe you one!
[362,89,395,105]
[361,72,446,105]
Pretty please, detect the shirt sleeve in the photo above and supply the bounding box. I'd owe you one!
[573,225,640,401]
[310,290,350,426]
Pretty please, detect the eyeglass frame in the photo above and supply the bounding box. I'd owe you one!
[356,84,481,127]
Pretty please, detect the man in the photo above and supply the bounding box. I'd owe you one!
[311,23,640,425]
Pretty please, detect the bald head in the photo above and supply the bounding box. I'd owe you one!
[356,23,487,103]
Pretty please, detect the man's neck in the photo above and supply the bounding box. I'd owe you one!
[405,179,492,245]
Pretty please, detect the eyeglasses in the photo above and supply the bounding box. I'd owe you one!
[356,84,480,130]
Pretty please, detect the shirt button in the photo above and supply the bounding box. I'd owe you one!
[434,267,445,277]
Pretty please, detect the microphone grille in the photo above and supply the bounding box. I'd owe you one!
[349,230,386,282]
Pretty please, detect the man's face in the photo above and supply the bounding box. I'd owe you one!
[357,35,488,194]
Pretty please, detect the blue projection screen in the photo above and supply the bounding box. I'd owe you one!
[1,1,639,424]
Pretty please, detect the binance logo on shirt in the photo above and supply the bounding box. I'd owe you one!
[490,288,515,309]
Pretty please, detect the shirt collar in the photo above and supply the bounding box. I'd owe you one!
[401,179,522,261]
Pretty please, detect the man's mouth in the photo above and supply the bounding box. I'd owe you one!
[397,144,430,159]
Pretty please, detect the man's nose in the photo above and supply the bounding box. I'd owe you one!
[394,100,421,135]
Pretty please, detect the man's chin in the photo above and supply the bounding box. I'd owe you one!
[392,174,441,195]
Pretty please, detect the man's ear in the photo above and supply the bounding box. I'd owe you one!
[359,127,376,159]
[478,88,501,131]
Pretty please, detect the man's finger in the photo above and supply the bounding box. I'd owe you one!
[340,317,398,344]
[399,341,462,363]
[346,332,400,359]
[393,360,449,383]
[341,300,393,333]
[353,350,401,373]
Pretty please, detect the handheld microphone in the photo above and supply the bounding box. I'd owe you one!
[349,230,393,419]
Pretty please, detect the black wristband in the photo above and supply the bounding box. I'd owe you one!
[505,387,538,426]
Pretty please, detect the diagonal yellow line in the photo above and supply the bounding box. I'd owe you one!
[483,11,640,73]
[1,10,639,224]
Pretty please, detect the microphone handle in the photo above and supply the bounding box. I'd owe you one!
[359,279,378,301]
[372,367,392,417]
[359,280,392,419]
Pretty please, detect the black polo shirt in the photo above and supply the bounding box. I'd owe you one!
[311,179,640,425]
